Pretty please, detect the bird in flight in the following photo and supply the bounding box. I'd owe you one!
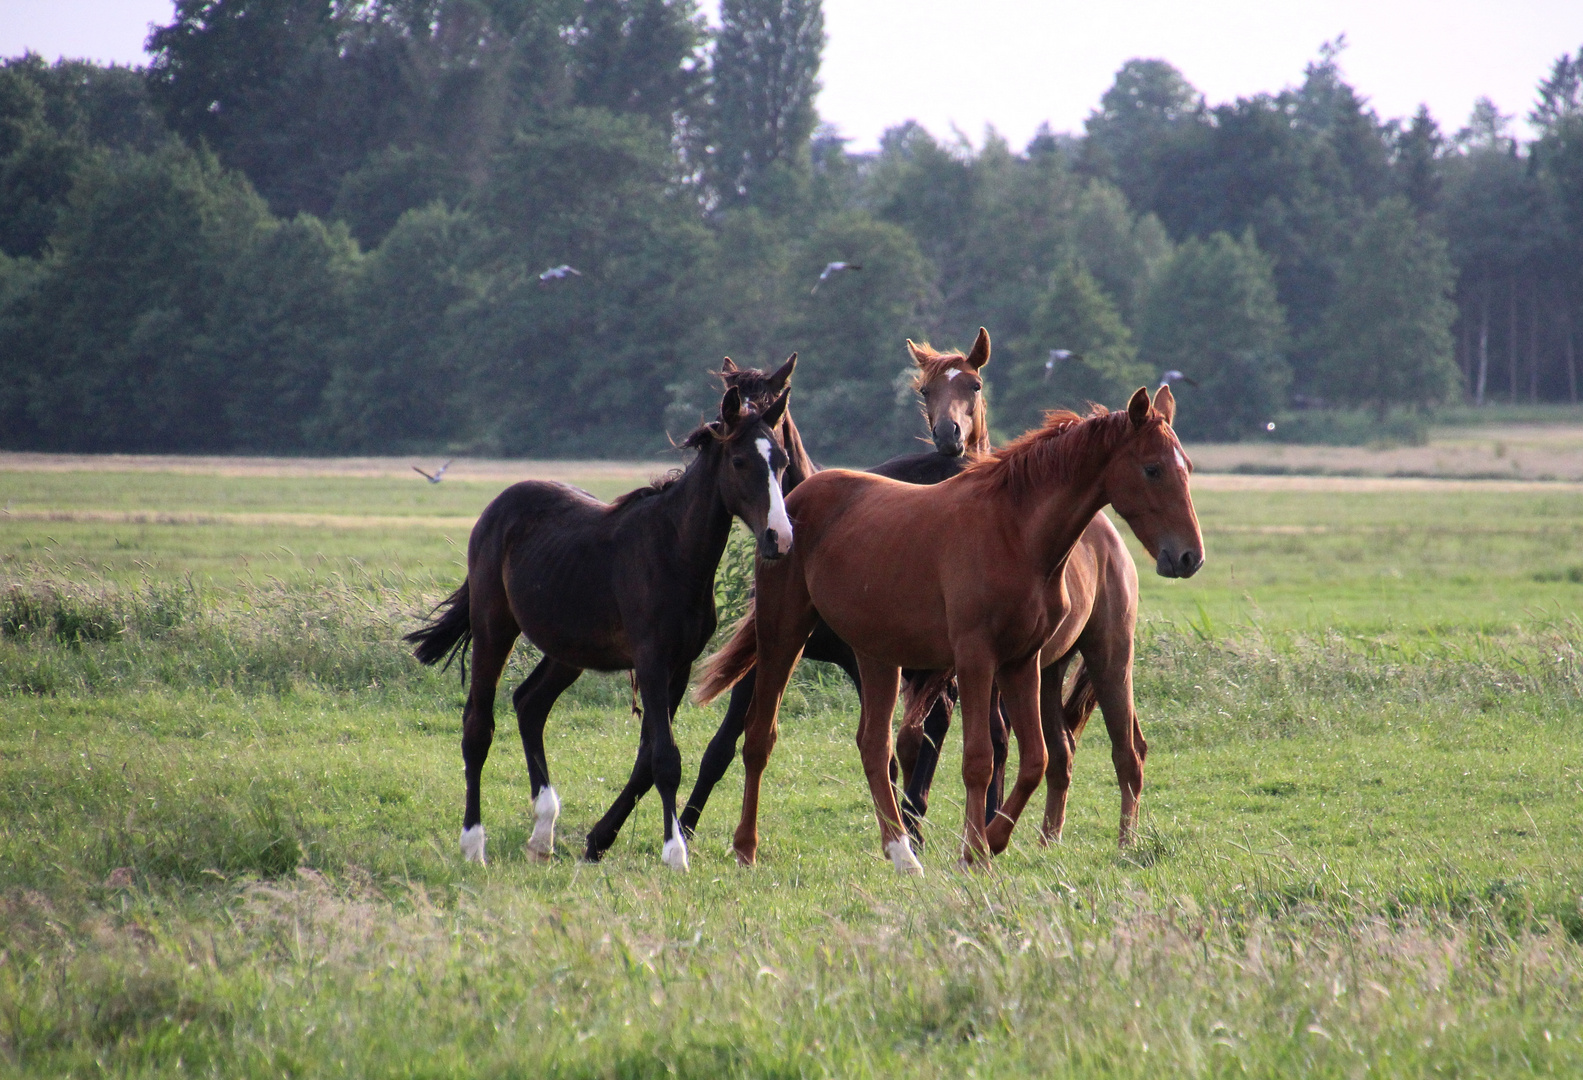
[810,261,861,293]
[413,460,452,483]
[1044,348,1079,378]
[539,265,582,281]
[1159,370,1199,388]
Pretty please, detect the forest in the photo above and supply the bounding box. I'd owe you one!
[0,0,1580,462]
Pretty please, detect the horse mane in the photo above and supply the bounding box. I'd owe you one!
[964,406,1132,499]
[608,469,684,509]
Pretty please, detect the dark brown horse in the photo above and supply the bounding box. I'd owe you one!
[678,331,1002,837]
[701,387,1202,871]
[406,386,792,871]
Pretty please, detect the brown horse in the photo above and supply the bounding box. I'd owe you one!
[701,386,1202,871]
[406,386,792,871]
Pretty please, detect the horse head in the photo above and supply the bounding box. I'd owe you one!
[907,327,991,458]
[1102,385,1204,579]
[689,385,794,560]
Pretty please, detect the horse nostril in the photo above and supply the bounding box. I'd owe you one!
[1181,550,1200,573]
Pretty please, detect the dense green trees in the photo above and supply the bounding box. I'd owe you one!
[1,17,1581,458]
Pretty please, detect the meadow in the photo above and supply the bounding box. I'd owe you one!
[2,458,1583,1077]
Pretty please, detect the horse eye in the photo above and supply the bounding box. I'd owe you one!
[731,456,746,468]
[1143,463,1162,479]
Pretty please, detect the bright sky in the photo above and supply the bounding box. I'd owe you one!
[5,0,1582,149]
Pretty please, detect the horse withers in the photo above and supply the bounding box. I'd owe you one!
[701,386,1203,872]
[406,386,793,871]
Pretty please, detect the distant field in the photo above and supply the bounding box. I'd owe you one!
[2,454,1583,1075]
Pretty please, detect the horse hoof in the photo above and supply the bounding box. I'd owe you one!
[733,846,756,867]
[460,824,487,865]
[663,833,690,872]
[886,837,924,876]
[527,786,559,862]
[527,847,553,864]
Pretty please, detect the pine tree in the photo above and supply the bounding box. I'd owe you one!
[1317,196,1458,416]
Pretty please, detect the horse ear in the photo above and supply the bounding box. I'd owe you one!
[1127,387,1152,429]
[721,357,738,373]
[1152,384,1176,425]
[761,387,790,428]
[906,339,927,366]
[768,352,797,392]
[966,326,991,369]
[721,385,743,425]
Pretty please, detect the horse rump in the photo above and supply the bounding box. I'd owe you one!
[405,581,473,674]
[695,608,758,704]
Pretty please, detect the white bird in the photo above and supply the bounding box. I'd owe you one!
[539,264,582,281]
[810,261,861,293]
[1044,348,1078,379]
[413,460,452,483]
[1159,370,1199,388]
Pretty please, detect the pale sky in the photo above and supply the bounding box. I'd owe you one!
[5,0,1582,148]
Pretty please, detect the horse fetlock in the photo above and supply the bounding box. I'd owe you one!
[885,836,924,876]
[527,785,560,860]
[460,824,487,865]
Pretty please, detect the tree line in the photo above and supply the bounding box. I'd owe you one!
[0,3,1579,462]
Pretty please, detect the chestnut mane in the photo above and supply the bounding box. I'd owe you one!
[907,342,972,391]
[965,406,1134,499]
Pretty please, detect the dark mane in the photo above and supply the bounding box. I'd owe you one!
[964,406,1131,499]
[907,342,971,390]
[718,366,818,486]
[608,469,685,509]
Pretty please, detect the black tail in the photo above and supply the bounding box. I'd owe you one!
[405,581,473,678]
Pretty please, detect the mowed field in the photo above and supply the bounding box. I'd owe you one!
[2,452,1583,1077]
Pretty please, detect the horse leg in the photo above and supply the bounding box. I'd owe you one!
[986,686,1009,826]
[851,657,919,874]
[899,679,953,847]
[1084,633,1142,848]
[954,651,999,867]
[985,654,1048,854]
[512,657,583,861]
[459,587,520,866]
[649,660,694,870]
[682,620,855,838]
[679,667,755,838]
[733,564,816,867]
[1040,657,1076,844]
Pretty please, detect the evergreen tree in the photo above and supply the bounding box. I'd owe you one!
[569,0,706,131]
[1081,58,1204,212]
[1138,230,1290,440]
[705,0,824,206]
[1317,196,1458,416]
[1396,105,1443,217]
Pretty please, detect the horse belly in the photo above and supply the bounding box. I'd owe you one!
[509,551,633,671]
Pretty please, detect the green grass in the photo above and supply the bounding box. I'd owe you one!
[2,468,1583,1076]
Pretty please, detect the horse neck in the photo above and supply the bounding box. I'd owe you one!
[778,414,818,492]
[655,446,736,574]
[966,396,992,456]
[996,420,1124,577]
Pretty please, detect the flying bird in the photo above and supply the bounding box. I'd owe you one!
[1159,370,1199,388]
[810,261,861,293]
[413,460,452,483]
[1044,348,1080,379]
[539,264,582,281]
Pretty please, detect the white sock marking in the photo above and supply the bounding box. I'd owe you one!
[528,785,560,858]
[662,816,690,871]
[755,438,793,555]
[460,824,487,865]
[886,836,924,875]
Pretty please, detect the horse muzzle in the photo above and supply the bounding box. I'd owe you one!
[931,419,964,458]
[1155,546,1203,579]
[759,527,792,561]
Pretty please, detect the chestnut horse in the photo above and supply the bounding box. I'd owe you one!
[701,387,1202,871]
[406,386,792,871]
[679,332,1007,838]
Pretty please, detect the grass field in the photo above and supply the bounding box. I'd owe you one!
[2,456,1583,1077]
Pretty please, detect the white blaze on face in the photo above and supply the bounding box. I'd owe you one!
[460,824,487,865]
[528,785,559,859]
[662,816,690,871]
[755,438,793,556]
[886,836,924,875]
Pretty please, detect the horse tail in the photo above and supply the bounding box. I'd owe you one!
[1063,657,1100,741]
[900,668,955,735]
[696,608,759,704]
[405,581,473,677]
